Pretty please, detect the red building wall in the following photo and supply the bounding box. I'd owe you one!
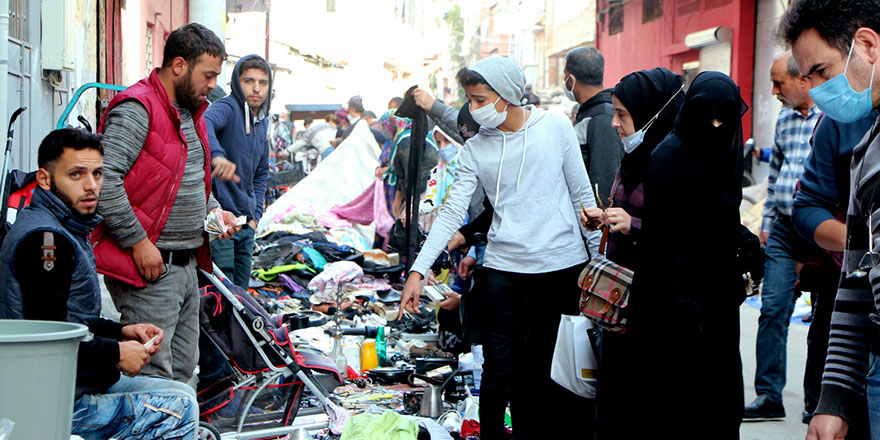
[597,0,756,138]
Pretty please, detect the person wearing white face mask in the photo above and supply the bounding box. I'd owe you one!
[579,67,685,438]
[563,47,625,204]
[399,56,600,439]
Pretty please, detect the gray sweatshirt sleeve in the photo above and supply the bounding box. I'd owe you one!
[410,144,480,276]
[584,113,624,204]
[427,101,464,145]
[563,118,601,258]
[98,101,150,248]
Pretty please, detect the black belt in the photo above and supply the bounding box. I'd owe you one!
[158,248,197,266]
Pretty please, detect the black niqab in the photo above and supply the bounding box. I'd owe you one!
[612,67,684,192]
[673,71,748,208]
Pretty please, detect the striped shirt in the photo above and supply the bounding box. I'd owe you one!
[814,115,880,421]
[762,106,821,232]
[99,101,219,251]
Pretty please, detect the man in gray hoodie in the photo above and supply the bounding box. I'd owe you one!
[400,56,600,439]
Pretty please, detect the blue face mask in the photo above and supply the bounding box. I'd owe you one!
[809,40,876,123]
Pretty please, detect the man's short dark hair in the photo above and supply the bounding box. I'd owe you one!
[238,56,271,77]
[161,23,227,69]
[364,111,377,119]
[456,67,500,95]
[38,129,104,169]
[564,47,604,87]
[779,0,880,56]
[389,97,403,107]
[304,117,314,126]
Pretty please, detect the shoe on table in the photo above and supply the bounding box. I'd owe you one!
[743,395,786,421]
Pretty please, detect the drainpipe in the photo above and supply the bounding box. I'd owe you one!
[0,0,9,149]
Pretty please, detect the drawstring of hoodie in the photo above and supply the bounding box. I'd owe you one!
[494,132,506,208]
[494,106,529,208]
[515,107,528,190]
[244,100,251,135]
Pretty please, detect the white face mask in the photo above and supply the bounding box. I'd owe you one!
[622,130,646,154]
[564,76,577,102]
[470,97,509,128]
[620,84,686,154]
[438,144,458,163]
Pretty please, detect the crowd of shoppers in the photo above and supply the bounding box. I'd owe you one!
[3,1,880,439]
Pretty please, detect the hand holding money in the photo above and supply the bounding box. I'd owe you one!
[205,209,245,240]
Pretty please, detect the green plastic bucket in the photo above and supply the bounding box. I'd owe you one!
[0,320,88,439]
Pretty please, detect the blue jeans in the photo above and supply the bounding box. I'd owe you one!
[754,217,798,403]
[72,375,198,440]
[210,226,255,290]
[868,351,880,440]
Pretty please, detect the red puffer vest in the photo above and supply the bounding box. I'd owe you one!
[92,68,213,287]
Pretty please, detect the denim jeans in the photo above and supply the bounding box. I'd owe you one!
[754,217,798,402]
[107,259,200,382]
[72,375,198,440]
[868,351,880,440]
[210,226,255,290]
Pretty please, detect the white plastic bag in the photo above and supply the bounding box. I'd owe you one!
[550,314,598,398]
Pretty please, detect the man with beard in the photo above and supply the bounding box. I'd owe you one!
[0,129,199,440]
[96,22,240,382]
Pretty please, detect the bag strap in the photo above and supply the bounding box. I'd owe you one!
[598,227,609,256]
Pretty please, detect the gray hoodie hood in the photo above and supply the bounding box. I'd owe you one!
[230,54,273,135]
[471,56,526,106]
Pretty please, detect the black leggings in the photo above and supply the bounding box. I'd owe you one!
[479,264,594,440]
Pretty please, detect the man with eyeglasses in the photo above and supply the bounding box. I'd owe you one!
[782,1,880,438]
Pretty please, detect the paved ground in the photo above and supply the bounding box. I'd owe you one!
[740,303,809,440]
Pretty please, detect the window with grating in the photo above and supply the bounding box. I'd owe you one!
[609,2,624,35]
[643,0,663,23]
[677,0,700,16]
[9,0,27,41]
[705,0,733,10]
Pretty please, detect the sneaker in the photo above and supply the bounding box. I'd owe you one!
[743,395,786,421]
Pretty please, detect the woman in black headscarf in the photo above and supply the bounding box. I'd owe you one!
[582,67,685,438]
[628,71,747,439]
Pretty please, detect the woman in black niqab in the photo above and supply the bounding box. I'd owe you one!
[591,67,687,439]
[625,72,747,439]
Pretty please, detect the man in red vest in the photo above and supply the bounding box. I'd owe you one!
[95,23,239,382]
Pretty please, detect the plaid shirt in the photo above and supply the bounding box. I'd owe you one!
[762,106,821,232]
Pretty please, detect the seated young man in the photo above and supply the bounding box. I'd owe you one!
[0,129,198,440]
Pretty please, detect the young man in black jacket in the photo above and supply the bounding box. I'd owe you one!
[0,129,198,440]
[563,47,625,202]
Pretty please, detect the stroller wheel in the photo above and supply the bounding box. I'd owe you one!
[197,421,222,440]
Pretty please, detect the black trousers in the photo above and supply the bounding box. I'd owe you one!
[480,265,594,440]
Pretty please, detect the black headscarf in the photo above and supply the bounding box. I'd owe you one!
[612,68,684,192]
[673,71,747,207]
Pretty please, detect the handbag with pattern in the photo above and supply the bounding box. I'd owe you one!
[578,227,633,333]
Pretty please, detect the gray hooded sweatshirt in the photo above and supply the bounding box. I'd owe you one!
[410,104,600,276]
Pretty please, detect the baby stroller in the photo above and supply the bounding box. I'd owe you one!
[197,265,348,439]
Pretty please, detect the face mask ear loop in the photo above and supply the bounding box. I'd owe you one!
[869,59,876,91]
[845,40,857,74]
[639,84,684,136]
